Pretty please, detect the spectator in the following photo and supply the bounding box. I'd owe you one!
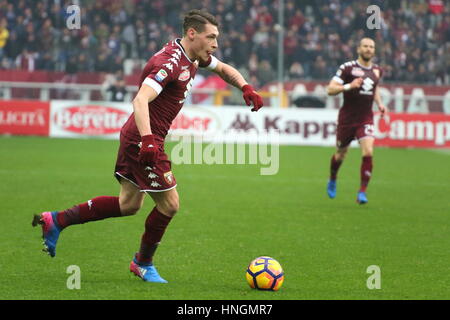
[311,55,329,80]
[107,78,127,102]
[288,62,305,80]
[415,64,433,84]
[36,52,55,71]
[257,60,275,86]
[232,34,251,69]
[15,48,37,71]
[0,18,9,60]
[77,53,92,73]
[4,31,21,61]
[0,0,447,85]
[94,53,110,73]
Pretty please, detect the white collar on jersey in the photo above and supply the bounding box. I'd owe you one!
[175,38,194,63]
[356,60,373,70]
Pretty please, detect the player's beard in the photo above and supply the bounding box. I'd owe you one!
[361,52,373,62]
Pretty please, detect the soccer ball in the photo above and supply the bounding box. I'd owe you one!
[246,256,284,291]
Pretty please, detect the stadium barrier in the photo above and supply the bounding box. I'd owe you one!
[1,99,450,148]
[1,80,450,112]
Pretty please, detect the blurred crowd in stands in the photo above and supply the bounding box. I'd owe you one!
[0,0,448,89]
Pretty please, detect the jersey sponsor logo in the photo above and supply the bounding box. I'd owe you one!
[351,68,365,77]
[155,69,168,82]
[360,78,375,95]
[178,69,190,81]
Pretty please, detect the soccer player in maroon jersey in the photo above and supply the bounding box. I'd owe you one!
[32,10,263,282]
[326,38,387,204]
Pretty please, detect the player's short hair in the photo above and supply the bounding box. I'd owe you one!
[359,37,375,47]
[182,10,219,35]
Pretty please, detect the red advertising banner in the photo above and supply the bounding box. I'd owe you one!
[374,113,450,148]
[49,101,132,138]
[0,100,50,136]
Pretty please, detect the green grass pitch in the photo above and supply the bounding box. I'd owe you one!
[0,136,448,300]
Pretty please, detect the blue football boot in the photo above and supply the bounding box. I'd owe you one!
[32,211,61,257]
[130,257,168,283]
[357,191,368,204]
[327,180,337,199]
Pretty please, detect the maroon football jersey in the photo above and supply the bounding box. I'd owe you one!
[332,60,383,126]
[121,38,218,141]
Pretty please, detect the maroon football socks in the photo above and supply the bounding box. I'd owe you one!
[56,196,122,229]
[359,156,373,192]
[330,154,343,181]
[136,207,172,265]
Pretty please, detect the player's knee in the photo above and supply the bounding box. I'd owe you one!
[158,196,179,217]
[123,205,141,216]
[119,199,143,216]
[362,148,373,157]
[166,198,180,216]
[336,150,348,161]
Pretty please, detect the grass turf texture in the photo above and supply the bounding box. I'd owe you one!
[0,136,448,300]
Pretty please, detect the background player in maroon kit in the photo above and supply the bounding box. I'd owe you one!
[32,10,263,283]
[326,38,387,204]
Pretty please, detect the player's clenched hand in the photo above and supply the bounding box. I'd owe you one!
[138,134,159,166]
[350,77,364,89]
[378,104,388,118]
[242,84,264,112]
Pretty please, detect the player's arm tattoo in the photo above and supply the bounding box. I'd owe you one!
[215,63,247,89]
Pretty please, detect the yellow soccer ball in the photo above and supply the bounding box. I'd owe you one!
[246,256,284,291]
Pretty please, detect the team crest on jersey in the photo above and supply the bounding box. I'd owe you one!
[155,69,168,82]
[164,171,174,185]
[351,68,365,77]
[178,69,190,81]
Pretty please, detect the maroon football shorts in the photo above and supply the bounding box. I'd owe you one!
[336,122,375,148]
[114,133,177,192]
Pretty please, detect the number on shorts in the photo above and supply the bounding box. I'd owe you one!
[364,124,374,136]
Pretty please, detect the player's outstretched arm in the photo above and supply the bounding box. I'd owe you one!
[212,61,263,111]
[327,78,363,96]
